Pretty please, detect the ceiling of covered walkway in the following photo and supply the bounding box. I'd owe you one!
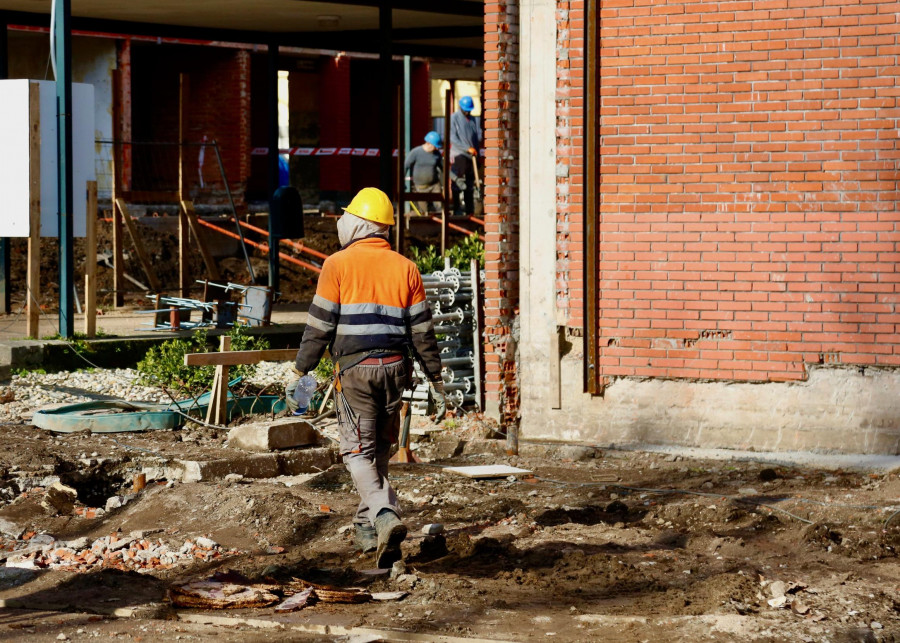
[0,0,484,61]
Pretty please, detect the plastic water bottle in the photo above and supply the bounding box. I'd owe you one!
[291,374,317,416]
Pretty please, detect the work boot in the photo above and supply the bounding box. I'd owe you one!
[374,510,407,569]
[353,524,377,554]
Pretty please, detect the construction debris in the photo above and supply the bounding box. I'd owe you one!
[169,572,374,610]
[41,483,78,515]
[3,531,240,573]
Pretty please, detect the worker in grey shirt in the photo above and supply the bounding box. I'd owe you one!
[449,95,481,216]
[404,131,443,214]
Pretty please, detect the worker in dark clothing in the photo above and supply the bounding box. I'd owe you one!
[404,131,443,214]
[292,187,445,568]
[449,95,481,216]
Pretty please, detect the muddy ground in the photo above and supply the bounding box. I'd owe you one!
[0,405,898,641]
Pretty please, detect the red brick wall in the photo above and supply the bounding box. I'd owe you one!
[483,0,520,423]
[557,1,586,330]
[130,45,251,205]
[596,0,900,383]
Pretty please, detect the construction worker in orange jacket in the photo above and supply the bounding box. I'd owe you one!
[293,187,445,568]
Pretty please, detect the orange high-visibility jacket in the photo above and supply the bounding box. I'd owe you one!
[295,236,442,382]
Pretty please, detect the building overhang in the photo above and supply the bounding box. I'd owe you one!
[0,0,484,61]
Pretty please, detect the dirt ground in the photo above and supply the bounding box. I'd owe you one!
[0,408,898,641]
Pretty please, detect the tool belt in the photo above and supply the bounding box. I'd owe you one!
[335,349,406,374]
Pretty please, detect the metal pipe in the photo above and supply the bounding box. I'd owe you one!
[440,354,474,368]
[433,325,463,336]
[237,219,329,261]
[431,309,464,325]
[196,218,322,274]
[442,367,474,382]
[56,0,74,339]
[212,141,255,283]
[437,339,460,352]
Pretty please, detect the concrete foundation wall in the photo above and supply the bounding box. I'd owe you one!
[523,336,900,455]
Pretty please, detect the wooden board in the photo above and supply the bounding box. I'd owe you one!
[185,348,298,367]
[442,465,533,479]
[181,200,221,281]
[83,181,97,337]
[116,198,162,293]
[26,82,40,339]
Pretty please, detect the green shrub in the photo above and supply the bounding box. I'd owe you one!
[136,325,270,396]
[409,233,484,274]
[445,233,485,269]
[409,244,444,274]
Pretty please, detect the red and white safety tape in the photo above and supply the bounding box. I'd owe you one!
[251,147,394,157]
[251,147,485,157]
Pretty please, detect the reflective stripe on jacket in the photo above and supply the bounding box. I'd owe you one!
[295,236,443,382]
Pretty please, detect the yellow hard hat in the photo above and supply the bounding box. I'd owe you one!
[343,187,395,225]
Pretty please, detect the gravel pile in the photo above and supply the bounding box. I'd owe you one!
[0,362,298,424]
[0,369,169,423]
[245,361,296,389]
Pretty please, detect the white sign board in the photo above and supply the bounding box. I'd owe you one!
[0,79,95,238]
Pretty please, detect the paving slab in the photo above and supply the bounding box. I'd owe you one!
[227,417,320,452]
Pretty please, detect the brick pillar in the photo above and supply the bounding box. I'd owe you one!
[410,61,431,145]
[556,1,585,329]
[483,0,520,425]
[114,38,132,195]
[319,54,352,192]
[235,49,252,204]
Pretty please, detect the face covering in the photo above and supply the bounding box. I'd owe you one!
[337,212,389,247]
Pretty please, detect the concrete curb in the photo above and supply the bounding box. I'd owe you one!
[167,447,338,483]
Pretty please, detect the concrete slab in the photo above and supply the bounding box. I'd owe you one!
[173,447,337,483]
[227,418,320,452]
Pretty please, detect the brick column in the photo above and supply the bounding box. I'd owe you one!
[556,1,585,329]
[483,0,520,425]
[320,54,352,192]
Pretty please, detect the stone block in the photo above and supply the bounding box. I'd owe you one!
[41,482,78,515]
[228,418,320,452]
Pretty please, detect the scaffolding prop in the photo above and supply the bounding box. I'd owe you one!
[138,280,274,331]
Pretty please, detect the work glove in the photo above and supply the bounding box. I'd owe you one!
[429,379,447,423]
[467,147,477,156]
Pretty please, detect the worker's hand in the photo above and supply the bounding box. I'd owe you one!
[467,147,477,156]
[429,380,447,422]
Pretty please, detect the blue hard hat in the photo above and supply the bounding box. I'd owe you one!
[459,95,474,112]
[424,131,443,148]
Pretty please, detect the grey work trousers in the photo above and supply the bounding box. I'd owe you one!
[336,358,410,528]
[412,182,441,215]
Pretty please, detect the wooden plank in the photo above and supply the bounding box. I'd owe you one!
[206,335,231,426]
[26,82,40,339]
[184,348,298,367]
[181,200,221,281]
[83,180,97,337]
[442,465,533,479]
[115,198,162,293]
